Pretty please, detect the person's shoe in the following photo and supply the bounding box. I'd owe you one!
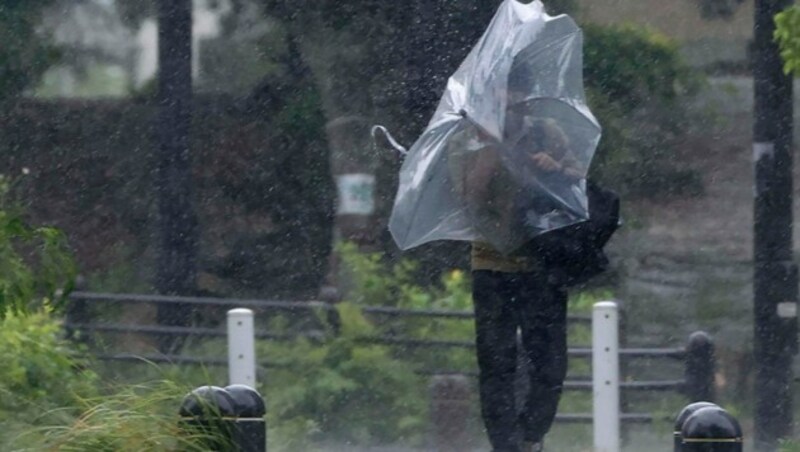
[521,441,543,452]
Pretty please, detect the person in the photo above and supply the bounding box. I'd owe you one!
[447,111,582,452]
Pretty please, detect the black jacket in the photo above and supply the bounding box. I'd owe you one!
[524,181,620,288]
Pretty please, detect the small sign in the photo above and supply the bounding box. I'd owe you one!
[753,142,775,162]
[777,302,797,319]
[336,173,375,215]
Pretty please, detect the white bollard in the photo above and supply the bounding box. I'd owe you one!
[227,308,256,387]
[592,301,620,452]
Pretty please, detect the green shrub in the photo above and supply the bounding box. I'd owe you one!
[19,380,223,452]
[0,308,99,449]
[0,177,88,447]
[262,304,427,450]
[0,174,76,316]
[584,24,697,111]
[775,5,800,75]
[339,241,471,311]
[339,242,476,372]
[583,24,704,198]
[0,308,97,410]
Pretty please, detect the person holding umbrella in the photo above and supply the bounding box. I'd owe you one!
[446,92,581,452]
[388,1,617,450]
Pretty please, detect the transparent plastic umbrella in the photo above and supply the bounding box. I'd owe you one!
[389,0,601,254]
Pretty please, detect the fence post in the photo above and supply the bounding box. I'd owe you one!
[684,331,715,403]
[228,308,256,387]
[616,301,630,447]
[593,301,620,452]
[430,375,471,452]
[65,278,89,342]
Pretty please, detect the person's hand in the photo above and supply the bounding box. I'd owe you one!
[530,152,561,172]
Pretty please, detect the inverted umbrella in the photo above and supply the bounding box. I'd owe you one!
[389,0,601,254]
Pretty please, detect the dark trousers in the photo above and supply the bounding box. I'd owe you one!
[472,270,568,452]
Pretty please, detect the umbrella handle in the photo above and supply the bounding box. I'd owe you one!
[371,125,408,157]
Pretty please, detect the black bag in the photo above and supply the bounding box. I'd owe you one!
[524,181,620,287]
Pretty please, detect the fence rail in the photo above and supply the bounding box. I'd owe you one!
[64,320,688,360]
[68,291,591,322]
[66,291,715,434]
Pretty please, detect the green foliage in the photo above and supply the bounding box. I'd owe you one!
[0,175,76,317]
[584,24,697,112]
[775,6,800,75]
[583,24,704,198]
[339,241,428,308]
[256,244,478,448]
[37,63,130,99]
[568,289,613,313]
[0,311,226,451]
[262,304,427,449]
[0,0,59,102]
[339,242,614,378]
[339,242,476,372]
[0,308,97,410]
[0,175,86,447]
[339,242,471,311]
[20,380,224,452]
[781,438,800,452]
[0,308,99,449]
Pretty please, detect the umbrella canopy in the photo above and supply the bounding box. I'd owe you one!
[389,0,601,254]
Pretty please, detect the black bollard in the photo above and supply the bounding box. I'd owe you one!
[681,406,743,451]
[180,385,267,452]
[685,331,716,403]
[225,384,267,452]
[673,401,718,452]
[180,386,237,450]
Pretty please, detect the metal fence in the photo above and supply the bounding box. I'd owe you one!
[65,291,715,427]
